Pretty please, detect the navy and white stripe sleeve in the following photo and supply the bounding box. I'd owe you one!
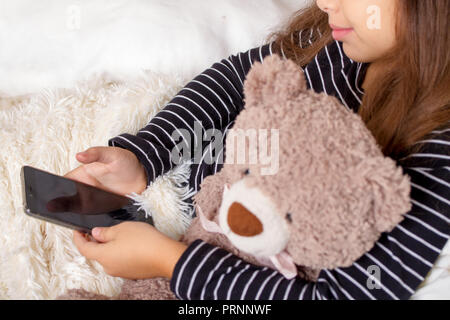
[169,130,450,300]
[108,44,275,186]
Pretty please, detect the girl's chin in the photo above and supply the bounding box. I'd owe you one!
[341,42,369,63]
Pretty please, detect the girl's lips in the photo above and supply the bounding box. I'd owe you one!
[330,24,353,41]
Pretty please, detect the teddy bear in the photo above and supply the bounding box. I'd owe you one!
[57,55,411,300]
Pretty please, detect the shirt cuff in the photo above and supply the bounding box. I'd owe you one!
[170,239,226,300]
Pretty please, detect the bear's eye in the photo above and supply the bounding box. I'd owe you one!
[285,213,293,223]
[244,169,250,175]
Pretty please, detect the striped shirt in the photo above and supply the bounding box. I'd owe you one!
[108,38,450,300]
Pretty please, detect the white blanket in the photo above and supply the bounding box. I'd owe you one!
[0,70,195,299]
[0,0,303,95]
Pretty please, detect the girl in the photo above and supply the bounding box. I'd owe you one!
[67,0,449,299]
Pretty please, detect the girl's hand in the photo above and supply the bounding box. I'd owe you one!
[65,146,148,197]
[73,222,187,279]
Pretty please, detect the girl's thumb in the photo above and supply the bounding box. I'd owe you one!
[77,150,93,163]
[84,162,109,179]
[77,147,113,164]
[76,147,102,164]
[92,227,113,243]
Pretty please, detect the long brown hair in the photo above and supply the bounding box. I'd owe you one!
[267,1,450,160]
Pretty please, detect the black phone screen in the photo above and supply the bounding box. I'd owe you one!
[21,165,153,233]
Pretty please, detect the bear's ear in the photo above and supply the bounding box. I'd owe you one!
[362,157,412,233]
[243,55,307,110]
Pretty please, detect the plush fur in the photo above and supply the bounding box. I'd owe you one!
[0,70,194,299]
[57,55,413,300]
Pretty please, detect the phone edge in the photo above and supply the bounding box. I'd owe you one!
[20,165,92,235]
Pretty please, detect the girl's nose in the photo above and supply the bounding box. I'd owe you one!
[316,0,338,14]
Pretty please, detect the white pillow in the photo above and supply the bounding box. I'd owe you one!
[0,0,306,95]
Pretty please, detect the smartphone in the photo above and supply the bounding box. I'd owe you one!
[21,165,153,235]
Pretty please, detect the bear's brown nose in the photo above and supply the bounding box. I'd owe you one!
[227,202,263,237]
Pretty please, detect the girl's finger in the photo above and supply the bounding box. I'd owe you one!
[73,231,88,251]
[73,230,104,260]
